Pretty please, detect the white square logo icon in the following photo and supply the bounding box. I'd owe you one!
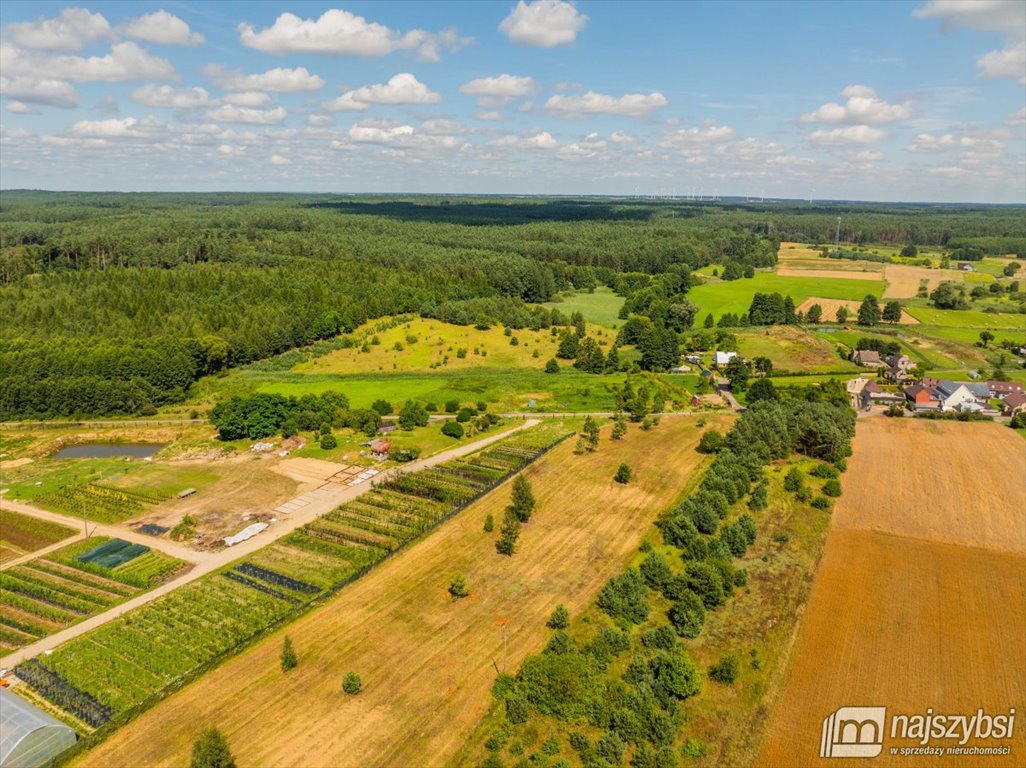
[821,707,887,758]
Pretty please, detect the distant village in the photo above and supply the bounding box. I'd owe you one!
[845,350,1026,416]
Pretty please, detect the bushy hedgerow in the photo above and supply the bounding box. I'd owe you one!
[597,569,649,625]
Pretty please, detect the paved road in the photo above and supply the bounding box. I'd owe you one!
[0,420,540,669]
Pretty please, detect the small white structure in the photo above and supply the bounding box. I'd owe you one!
[224,522,269,546]
[715,351,738,366]
[846,377,869,409]
[0,688,76,768]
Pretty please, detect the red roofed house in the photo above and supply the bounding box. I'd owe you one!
[904,383,941,412]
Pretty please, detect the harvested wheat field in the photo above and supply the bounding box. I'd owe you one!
[777,267,884,280]
[777,242,824,259]
[884,264,964,298]
[74,415,730,768]
[796,297,919,324]
[758,419,1026,767]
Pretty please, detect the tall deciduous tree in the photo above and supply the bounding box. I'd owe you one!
[190,727,236,768]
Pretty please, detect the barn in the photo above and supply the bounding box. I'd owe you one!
[0,689,76,768]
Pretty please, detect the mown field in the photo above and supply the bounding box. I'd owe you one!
[688,273,887,322]
[543,287,626,328]
[735,328,860,375]
[68,415,730,768]
[0,509,74,564]
[758,419,1026,767]
[0,536,186,653]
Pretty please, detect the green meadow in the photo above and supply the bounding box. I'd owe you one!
[688,273,886,320]
[542,286,625,328]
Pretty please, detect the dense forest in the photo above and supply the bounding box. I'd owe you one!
[1,192,1023,419]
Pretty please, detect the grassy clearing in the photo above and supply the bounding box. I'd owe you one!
[688,273,886,321]
[737,328,858,374]
[0,510,75,565]
[543,287,626,328]
[903,306,1025,329]
[247,369,630,412]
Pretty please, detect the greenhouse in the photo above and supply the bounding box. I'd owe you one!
[0,689,76,768]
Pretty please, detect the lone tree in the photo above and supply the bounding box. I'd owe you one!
[448,574,470,599]
[575,416,600,453]
[496,508,521,556]
[342,671,362,695]
[979,330,994,348]
[806,303,823,324]
[280,636,298,672]
[836,306,850,324]
[544,358,560,374]
[190,727,236,768]
[547,604,570,629]
[611,412,627,440]
[614,463,633,484]
[483,513,494,532]
[510,475,536,523]
[882,300,903,324]
[857,295,881,327]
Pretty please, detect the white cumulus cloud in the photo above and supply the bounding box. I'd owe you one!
[661,124,735,148]
[807,125,887,145]
[5,8,112,51]
[206,105,287,125]
[131,84,213,109]
[3,42,175,83]
[238,8,466,61]
[544,91,667,118]
[915,1,1026,85]
[121,11,205,46]
[322,73,441,112]
[460,74,536,107]
[500,1,587,47]
[800,85,911,124]
[0,76,79,108]
[202,65,324,93]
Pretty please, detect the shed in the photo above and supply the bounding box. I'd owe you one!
[0,688,76,768]
[176,488,197,499]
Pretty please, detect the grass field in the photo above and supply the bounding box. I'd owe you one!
[903,306,1026,330]
[0,510,75,565]
[688,274,886,322]
[736,327,859,374]
[757,419,1026,767]
[70,414,731,768]
[543,287,625,328]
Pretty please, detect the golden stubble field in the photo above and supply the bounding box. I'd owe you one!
[73,414,730,768]
[796,297,919,324]
[758,418,1026,767]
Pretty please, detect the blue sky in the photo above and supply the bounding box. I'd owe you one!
[1,0,1023,201]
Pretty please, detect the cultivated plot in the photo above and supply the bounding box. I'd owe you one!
[758,419,1026,767]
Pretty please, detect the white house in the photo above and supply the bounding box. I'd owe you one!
[846,377,869,409]
[715,351,738,366]
[934,380,977,412]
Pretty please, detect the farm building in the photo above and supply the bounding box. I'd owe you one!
[714,351,737,366]
[904,383,942,412]
[1002,392,1026,416]
[0,689,76,768]
[883,354,914,382]
[846,377,869,408]
[850,350,883,367]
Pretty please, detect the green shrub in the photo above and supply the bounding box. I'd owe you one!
[449,574,469,599]
[614,463,633,484]
[444,400,460,413]
[441,421,464,439]
[596,568,649,624]
[641,625,677,650]
[682,738,708,758]
[483,513,494,532]
[342,671,362,694]
[822,478,842,497]
[491,674,516,700]
[669,589,706,638]
[505,694,529,724]
[686,561,725,608]
[698,430,724,453]
[280,636,297,672]
[319,433,337,449]
[784,468,803,492]
[811,495,831,510]
[457,408,475,423]
[795,485,812,502]
[190,727,236,768]
[547,604,569,629]
[709,654,739,684]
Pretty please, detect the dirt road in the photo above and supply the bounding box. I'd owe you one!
[0,420,540,670]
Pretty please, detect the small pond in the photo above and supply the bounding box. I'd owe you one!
[51,443,166,459]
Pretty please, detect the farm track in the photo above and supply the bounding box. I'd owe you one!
[757,419,1026,767]
[69,414,730,768]
[0,421,540,670]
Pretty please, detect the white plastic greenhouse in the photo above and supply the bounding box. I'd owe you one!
[0,688,76,768]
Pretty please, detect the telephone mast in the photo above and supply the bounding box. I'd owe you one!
[834,217,841,256]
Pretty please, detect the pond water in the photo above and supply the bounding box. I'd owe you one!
[51,443,166,459]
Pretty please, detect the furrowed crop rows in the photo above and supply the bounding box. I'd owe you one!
[36,483,162,524]
[0,540,185,653]
[18,426,572,727]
